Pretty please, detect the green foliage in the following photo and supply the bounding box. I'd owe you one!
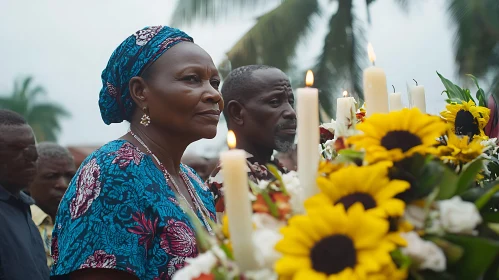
[444,234,499,279]
[437,72,487,107]
[0,76,70,142]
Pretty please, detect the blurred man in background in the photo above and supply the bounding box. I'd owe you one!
[207,65,296,213]
[0,109,49,279]
[181,154,212,181]
[28,142,76,268]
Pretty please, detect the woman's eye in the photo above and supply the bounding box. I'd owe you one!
[211,80,221,89]
[183,75,200,83]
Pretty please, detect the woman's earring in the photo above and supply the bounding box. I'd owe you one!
[140,107,151,127]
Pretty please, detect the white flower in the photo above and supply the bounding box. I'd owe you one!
[481,138,498,154]
[438,196,482,235]
[401,232,446,272]
[257,180,270,190]
[320,119,336,134]
[252,214,284,270]
[172,250,218,280]
[281,171,304,214]
[244,269,278,280]
[404,205,426,229]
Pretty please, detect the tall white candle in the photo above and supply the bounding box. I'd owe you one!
[297,70,320,200]
[409,81,426,113]
[389,91,403,112]
[220,131,258,272]
[336,91,356,126]
[363,43,388,116]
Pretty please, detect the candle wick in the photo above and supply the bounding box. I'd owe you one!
[413,79,418,86]
[392,85,395,93]
[372,61,376,67]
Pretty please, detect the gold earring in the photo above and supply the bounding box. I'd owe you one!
[140,107,150,127]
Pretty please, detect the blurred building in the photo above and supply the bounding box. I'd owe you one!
[67,146,100,168]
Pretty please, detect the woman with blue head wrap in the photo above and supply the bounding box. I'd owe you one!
[51,26,223,280]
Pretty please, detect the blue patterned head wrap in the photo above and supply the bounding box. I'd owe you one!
[99,26,193,125]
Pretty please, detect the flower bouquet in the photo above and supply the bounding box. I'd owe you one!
[175,73,499,280]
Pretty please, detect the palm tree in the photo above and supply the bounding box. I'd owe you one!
[448,0,499,94]
[0,76,70,142]
[172,0,498,118]
[171,0,408,117]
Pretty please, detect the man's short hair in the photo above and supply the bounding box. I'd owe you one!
[0,109,27,126]
[221,65,277,120]
[36,142,74,164]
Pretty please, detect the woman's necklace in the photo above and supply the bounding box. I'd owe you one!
[129,130,213,234]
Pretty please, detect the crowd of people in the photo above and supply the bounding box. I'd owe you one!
[0,25,297,280]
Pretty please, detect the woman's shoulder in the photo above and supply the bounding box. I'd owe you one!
[78,139,147,172]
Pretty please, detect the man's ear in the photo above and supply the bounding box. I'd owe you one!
[227,100,244,126]
[129,76,149,108]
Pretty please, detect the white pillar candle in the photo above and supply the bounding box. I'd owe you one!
[389,92,403,112]
[297,70,320,200]
[410,82,426,113]
[363,43,388,116]
[336,91,357,126]
[220,131,258,272]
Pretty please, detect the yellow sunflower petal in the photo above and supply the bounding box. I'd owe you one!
[293,268,328,280]
[275,255,311,275]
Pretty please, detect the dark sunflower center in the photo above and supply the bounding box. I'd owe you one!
[455,110,479,137]
[310,234,356,275]
[335,192,376,210]
[380,130,422,152]
[388,216,400,232]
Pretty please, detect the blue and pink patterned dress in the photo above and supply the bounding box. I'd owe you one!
[50,140,216,280]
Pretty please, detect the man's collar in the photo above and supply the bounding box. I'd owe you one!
[30,204,52,226]
[0,184,35,205]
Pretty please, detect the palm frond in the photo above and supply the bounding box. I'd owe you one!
[448,0,498,76]
[220,0,319,74]
[313,0,365,117]
[170,0,280,26]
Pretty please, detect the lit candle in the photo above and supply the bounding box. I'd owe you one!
[220,131,258,271]
[336,90,356,126]
[409,79,426,113]
[363,43,388,116]
[389,85,403,111]
[297,70,320,200]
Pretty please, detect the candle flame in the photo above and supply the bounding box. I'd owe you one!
[227,130,236,149]
[367,43,376,64]
[305,70,314,87]
[343,90,348,97]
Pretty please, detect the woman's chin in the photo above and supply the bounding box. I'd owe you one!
[196,128,218,140]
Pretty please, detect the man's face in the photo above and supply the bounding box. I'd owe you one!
[29,156,75,218]
[242,68,297,152]
[0,124,38,192]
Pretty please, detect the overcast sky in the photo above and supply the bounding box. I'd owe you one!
[0,0,459,157]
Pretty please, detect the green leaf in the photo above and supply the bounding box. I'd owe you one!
[390,248,412,269]
[467,74,487,107]
[444,234,499,279]
[266,164,288,195]
[475,184,499,210]
[483,212,499,223]
[455,158,484,195]
[435,162,460,199]
[260,191,280,218]
[438,71,469,103]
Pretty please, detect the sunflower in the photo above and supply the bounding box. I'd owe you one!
[275,203,399,280]
[348,108,447,163]
[440,100,490,139]
[318,161,343,176]
[307,162,410,218]
[438,132,484,165]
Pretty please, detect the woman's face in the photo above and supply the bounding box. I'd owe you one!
[138,42,223,141]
